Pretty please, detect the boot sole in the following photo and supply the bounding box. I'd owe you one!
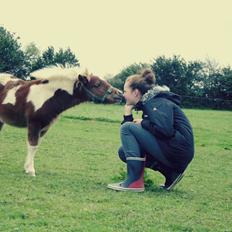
[160,173,184,191]
[166,173,184,191]
[107,184,144,192]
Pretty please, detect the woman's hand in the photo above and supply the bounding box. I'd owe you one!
[124,104,134,116]
[133,119,143,125]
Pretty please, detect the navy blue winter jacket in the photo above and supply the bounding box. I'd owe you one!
[122,91,194,172]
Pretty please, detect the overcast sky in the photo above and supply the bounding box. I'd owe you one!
[1,0,231,76]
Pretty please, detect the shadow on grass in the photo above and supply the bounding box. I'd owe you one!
[62,115,120,124]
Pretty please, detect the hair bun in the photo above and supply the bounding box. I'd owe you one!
[141,69,155,84]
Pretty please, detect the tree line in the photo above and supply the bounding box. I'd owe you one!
[0,26,79,78]
[109,58,232,110]
[1,26,231,109]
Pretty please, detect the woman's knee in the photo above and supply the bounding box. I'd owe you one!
[120,122,140,135]
[118,147,126,163]
[120,122,133,134]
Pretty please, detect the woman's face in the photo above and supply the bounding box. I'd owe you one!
[123,81,140,105]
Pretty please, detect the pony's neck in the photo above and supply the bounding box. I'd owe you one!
[47,78,76,96]
[45,80,88,115]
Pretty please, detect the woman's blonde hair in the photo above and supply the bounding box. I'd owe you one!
[127,69,156,94]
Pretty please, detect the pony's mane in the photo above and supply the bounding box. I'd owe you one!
[30,64,89,81]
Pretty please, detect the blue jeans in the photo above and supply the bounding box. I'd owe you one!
[119,122,173,168]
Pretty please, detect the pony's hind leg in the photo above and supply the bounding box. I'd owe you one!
[24,122,41,176]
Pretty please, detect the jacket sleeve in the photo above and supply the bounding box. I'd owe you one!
[141,99,175,139]
[121,114,134,125]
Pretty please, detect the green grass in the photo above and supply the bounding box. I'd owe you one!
[0,103,232,232]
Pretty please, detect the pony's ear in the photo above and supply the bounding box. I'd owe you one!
[78,74,89,85]
[74,80,82,90]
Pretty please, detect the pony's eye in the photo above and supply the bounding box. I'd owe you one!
[94,81,101,88]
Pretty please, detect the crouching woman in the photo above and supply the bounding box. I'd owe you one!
[107,69,194,192]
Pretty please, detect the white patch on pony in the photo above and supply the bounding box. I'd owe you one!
[0,73,18,85]
[27,78,76,112]
[2,85,21,105]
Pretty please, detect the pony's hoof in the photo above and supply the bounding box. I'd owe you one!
[28,171,36,177]
[25,170,36,176]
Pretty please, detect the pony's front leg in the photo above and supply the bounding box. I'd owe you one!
[24,123,41,176]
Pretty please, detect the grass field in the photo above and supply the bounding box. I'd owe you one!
[0,103,232,232]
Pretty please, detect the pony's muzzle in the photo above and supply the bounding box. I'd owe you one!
[114,90,124,103]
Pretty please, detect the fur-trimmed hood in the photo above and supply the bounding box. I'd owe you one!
[135,85,181,109]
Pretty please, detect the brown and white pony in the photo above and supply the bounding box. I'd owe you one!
[0,66,123,176]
